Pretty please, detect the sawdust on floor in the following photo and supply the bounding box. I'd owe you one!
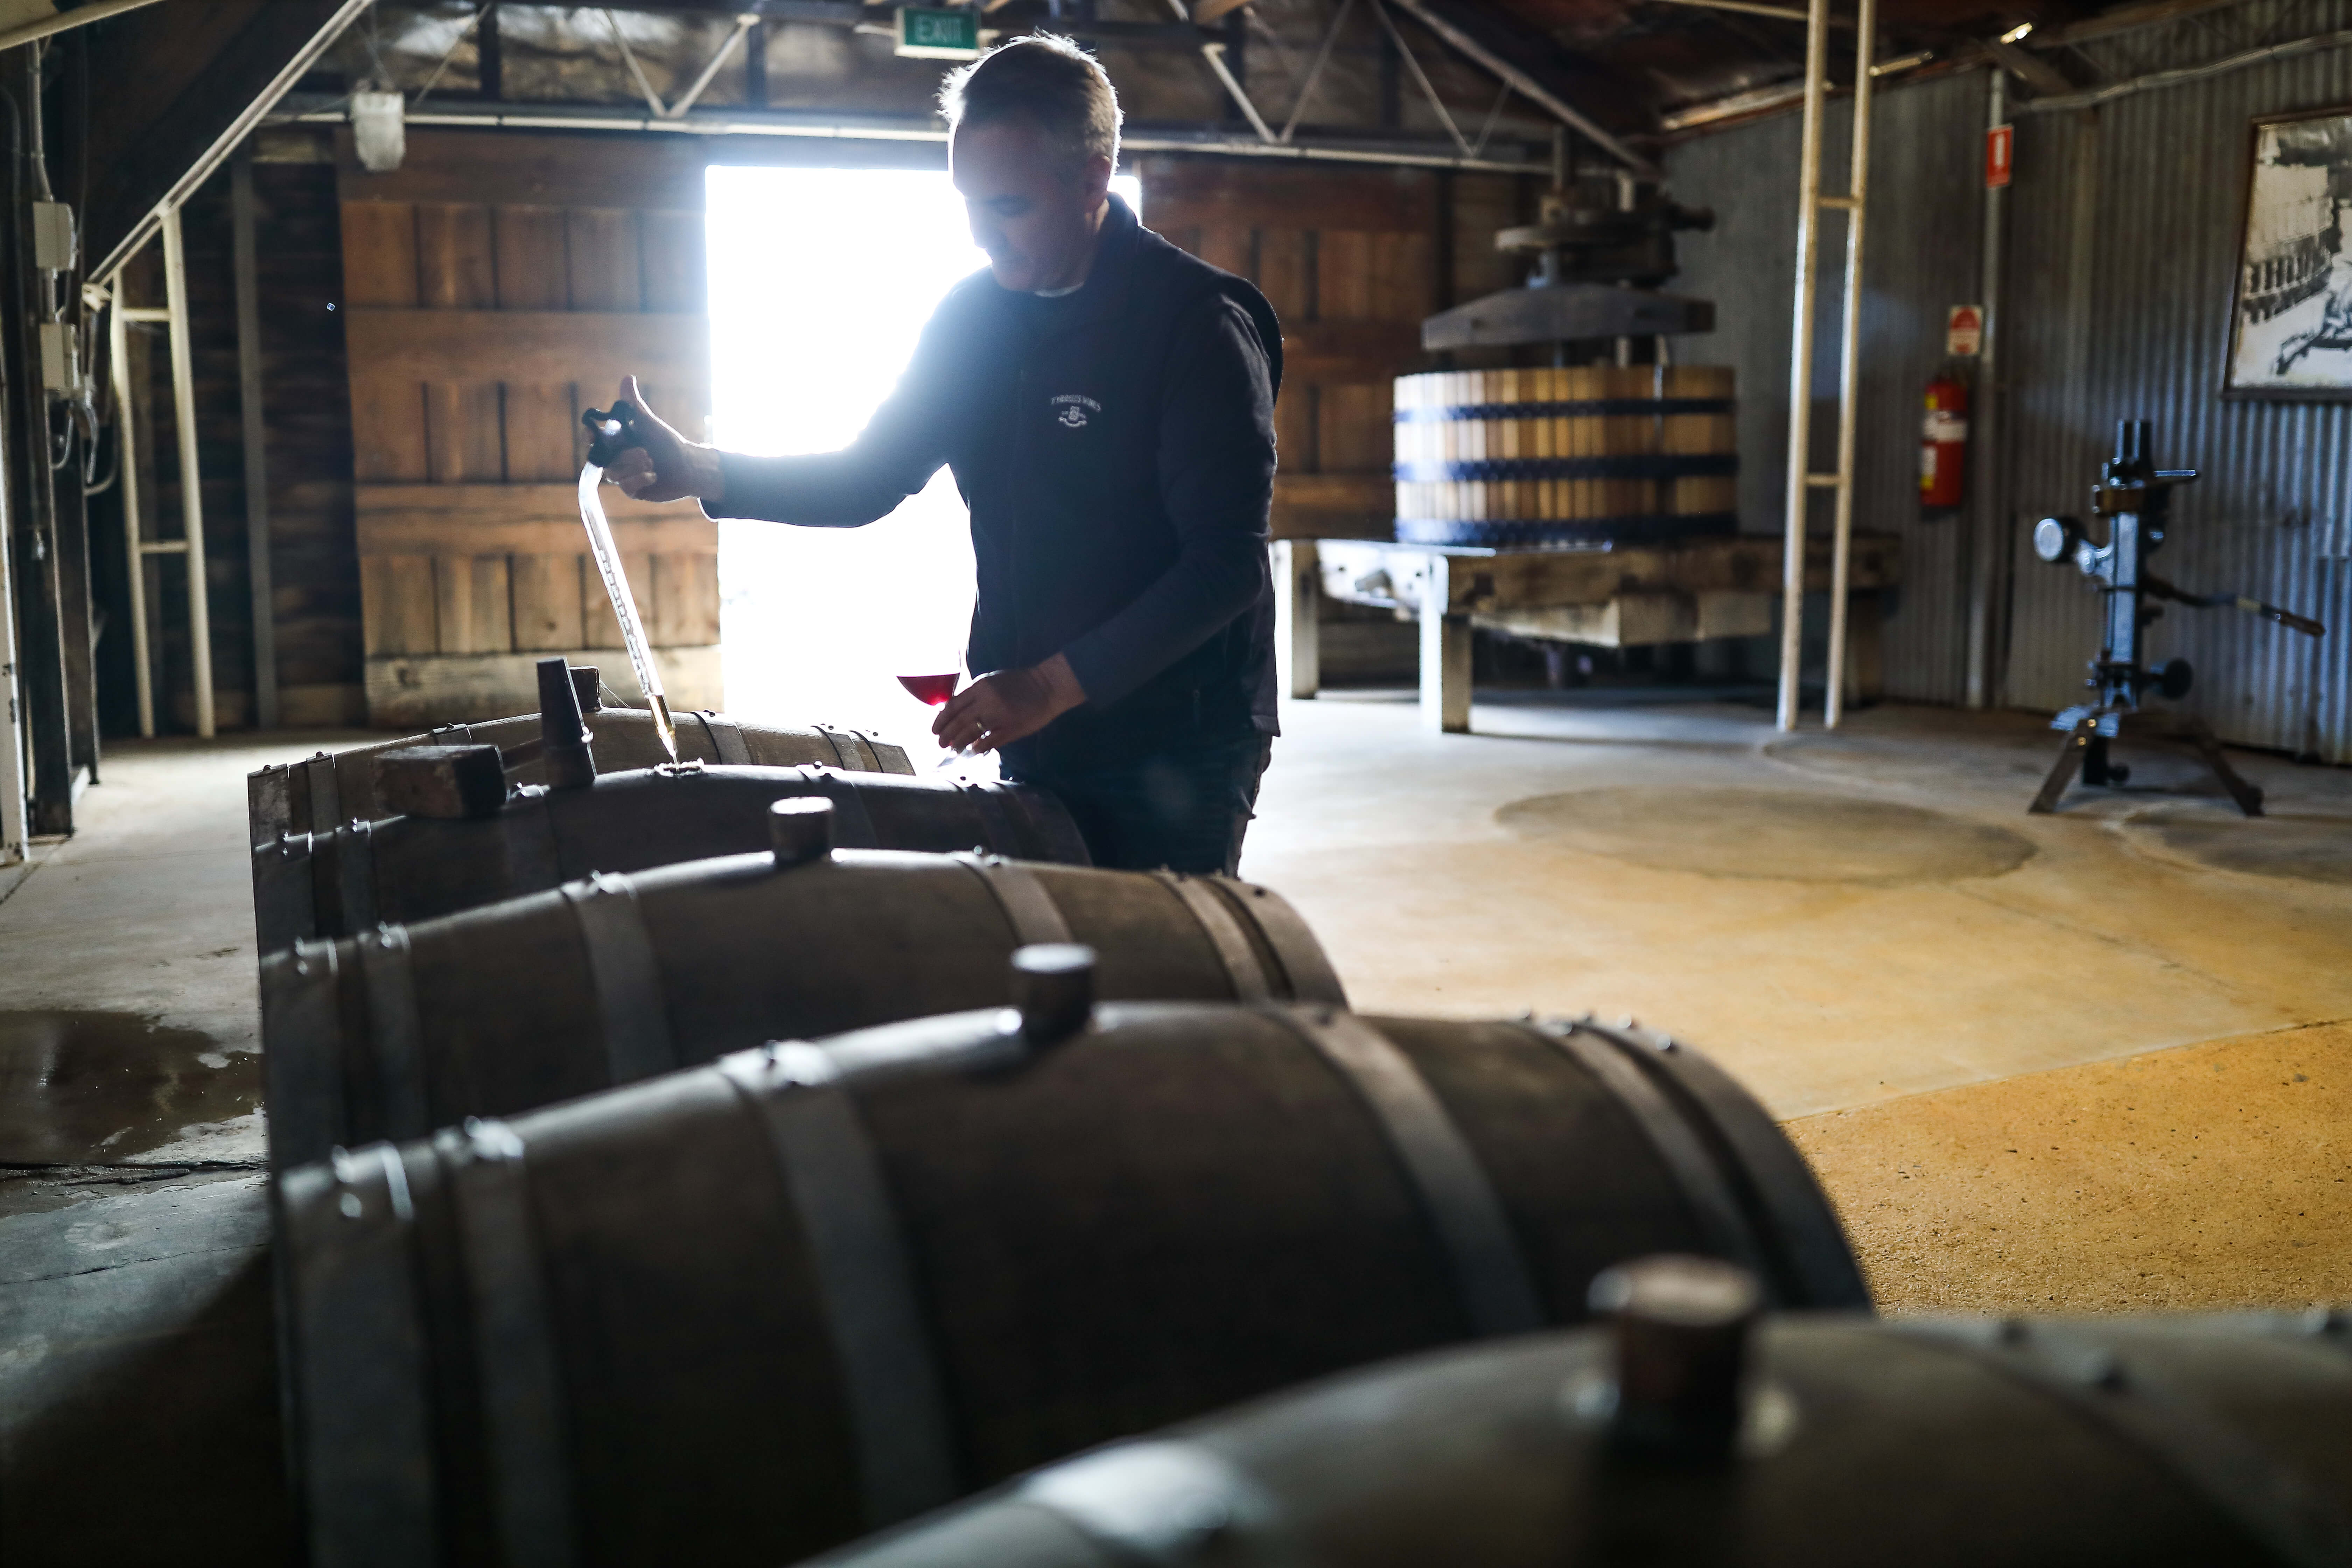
[1784,1020,2352,1315]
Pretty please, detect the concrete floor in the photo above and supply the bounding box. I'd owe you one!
[2,691,2346,1311]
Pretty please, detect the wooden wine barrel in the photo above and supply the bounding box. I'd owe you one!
[247,694,909,845]
[809,1292,2352,1568]
[259,846,1346,1169]
[276,993,1866,1566]
[1,1177,292,1568]
[250,762,1090,953]
[1391,365,1738,548]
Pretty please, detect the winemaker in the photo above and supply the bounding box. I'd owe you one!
[606,35,1281,874]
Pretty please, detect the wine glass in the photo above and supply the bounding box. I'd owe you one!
[895,660,975,771]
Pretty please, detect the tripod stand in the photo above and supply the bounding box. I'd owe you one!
[2026,420,2326,817]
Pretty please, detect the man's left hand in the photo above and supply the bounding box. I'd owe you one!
[934,654,1086,755]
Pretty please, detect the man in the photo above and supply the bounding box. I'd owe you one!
[606,35,1282,874]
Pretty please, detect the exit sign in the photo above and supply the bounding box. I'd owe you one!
[896,7,981,59]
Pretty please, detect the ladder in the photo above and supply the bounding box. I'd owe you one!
[1777,0,1877,730]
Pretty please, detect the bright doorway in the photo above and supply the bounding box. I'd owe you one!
[704,163,1139,754]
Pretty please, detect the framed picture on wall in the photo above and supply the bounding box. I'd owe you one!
[2226,105,2352,399]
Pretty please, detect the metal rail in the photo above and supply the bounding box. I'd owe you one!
[1776,0,1874,731]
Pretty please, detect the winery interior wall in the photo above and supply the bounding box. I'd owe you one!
[1666,1,2352,760]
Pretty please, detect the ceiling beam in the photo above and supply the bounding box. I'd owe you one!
[1381,0,1660,175]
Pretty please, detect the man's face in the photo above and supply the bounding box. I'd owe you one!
[951,119,1112,292]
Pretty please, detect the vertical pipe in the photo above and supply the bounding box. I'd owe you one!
[160,205,214,738]
[1776,0,1832,730]
[233,153,277,730]
[0,355,21,860]
[1822,0,1876,729]
[1965,68,2008,709]
[107,287,153,737]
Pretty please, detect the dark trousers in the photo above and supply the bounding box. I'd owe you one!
[1006,732,1273,874]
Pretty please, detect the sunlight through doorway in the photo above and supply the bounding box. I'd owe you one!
[705,163,1140,754]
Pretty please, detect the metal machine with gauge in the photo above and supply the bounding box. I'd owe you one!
[2027,419,2325,816]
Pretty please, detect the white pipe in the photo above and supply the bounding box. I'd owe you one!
[0,0,167,56]
[1822,0,1875,729]
[108,287,154,738]
[1776,0,1831,731]
[160,206,213,739]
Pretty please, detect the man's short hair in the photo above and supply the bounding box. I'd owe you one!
[939,34,1121,172]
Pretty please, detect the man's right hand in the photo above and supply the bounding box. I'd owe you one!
[602,375,726,504]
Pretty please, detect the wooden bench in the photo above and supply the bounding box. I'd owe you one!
[1274,532,1902,732]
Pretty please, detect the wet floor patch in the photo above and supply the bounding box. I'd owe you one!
[0,1012,260,1165]
[2123,805,2352,886]
[1496,787,2037,885]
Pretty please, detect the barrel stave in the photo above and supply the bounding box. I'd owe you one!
[858,1006,1471,1480]
[523,1069,870,1563]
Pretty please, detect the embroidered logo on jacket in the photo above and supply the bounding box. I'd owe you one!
[1051,393,1101,429]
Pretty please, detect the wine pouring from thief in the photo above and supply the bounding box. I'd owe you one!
[579,400,679,763]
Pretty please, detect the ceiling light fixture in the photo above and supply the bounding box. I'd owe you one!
[2000,21,2033,42]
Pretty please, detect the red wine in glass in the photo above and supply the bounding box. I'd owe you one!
[898,672,959,707]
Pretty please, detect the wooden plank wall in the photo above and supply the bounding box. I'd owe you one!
[337,129,719,726]
[1139,160,1532,541]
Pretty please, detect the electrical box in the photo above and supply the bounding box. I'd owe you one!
[895,7,980,59]
[30,201,73,274]
[39,321,82,397]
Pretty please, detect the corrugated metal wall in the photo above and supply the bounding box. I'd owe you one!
[1667,1,2352,757]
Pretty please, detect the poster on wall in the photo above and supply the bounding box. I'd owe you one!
[2226,106,2352,399]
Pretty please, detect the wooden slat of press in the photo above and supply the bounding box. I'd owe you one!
[340,203,419,307]
[341,310,705,386]
[494,206,569,309]
[360,556,439,655]
[568,209,643,312]
[436,555,514,654]
[511,555,585,650]
[350,379,431,483]
[416,204,496,308]
[650,553,721,646]
[639,211,706,314]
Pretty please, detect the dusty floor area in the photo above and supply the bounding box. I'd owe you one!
[1788,1019,2352,1314]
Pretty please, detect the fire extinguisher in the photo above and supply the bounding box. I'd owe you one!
[1920,372,1970,514]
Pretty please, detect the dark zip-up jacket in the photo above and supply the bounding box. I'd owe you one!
[706,195,1282,770]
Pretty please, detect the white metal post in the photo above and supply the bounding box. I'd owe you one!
[107,287,155,737]
[0,374,23,866]
[1964,67,2009,710]
[1776,0,1832,731]
[160,205,215,738]
[1822,0,1877,727]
